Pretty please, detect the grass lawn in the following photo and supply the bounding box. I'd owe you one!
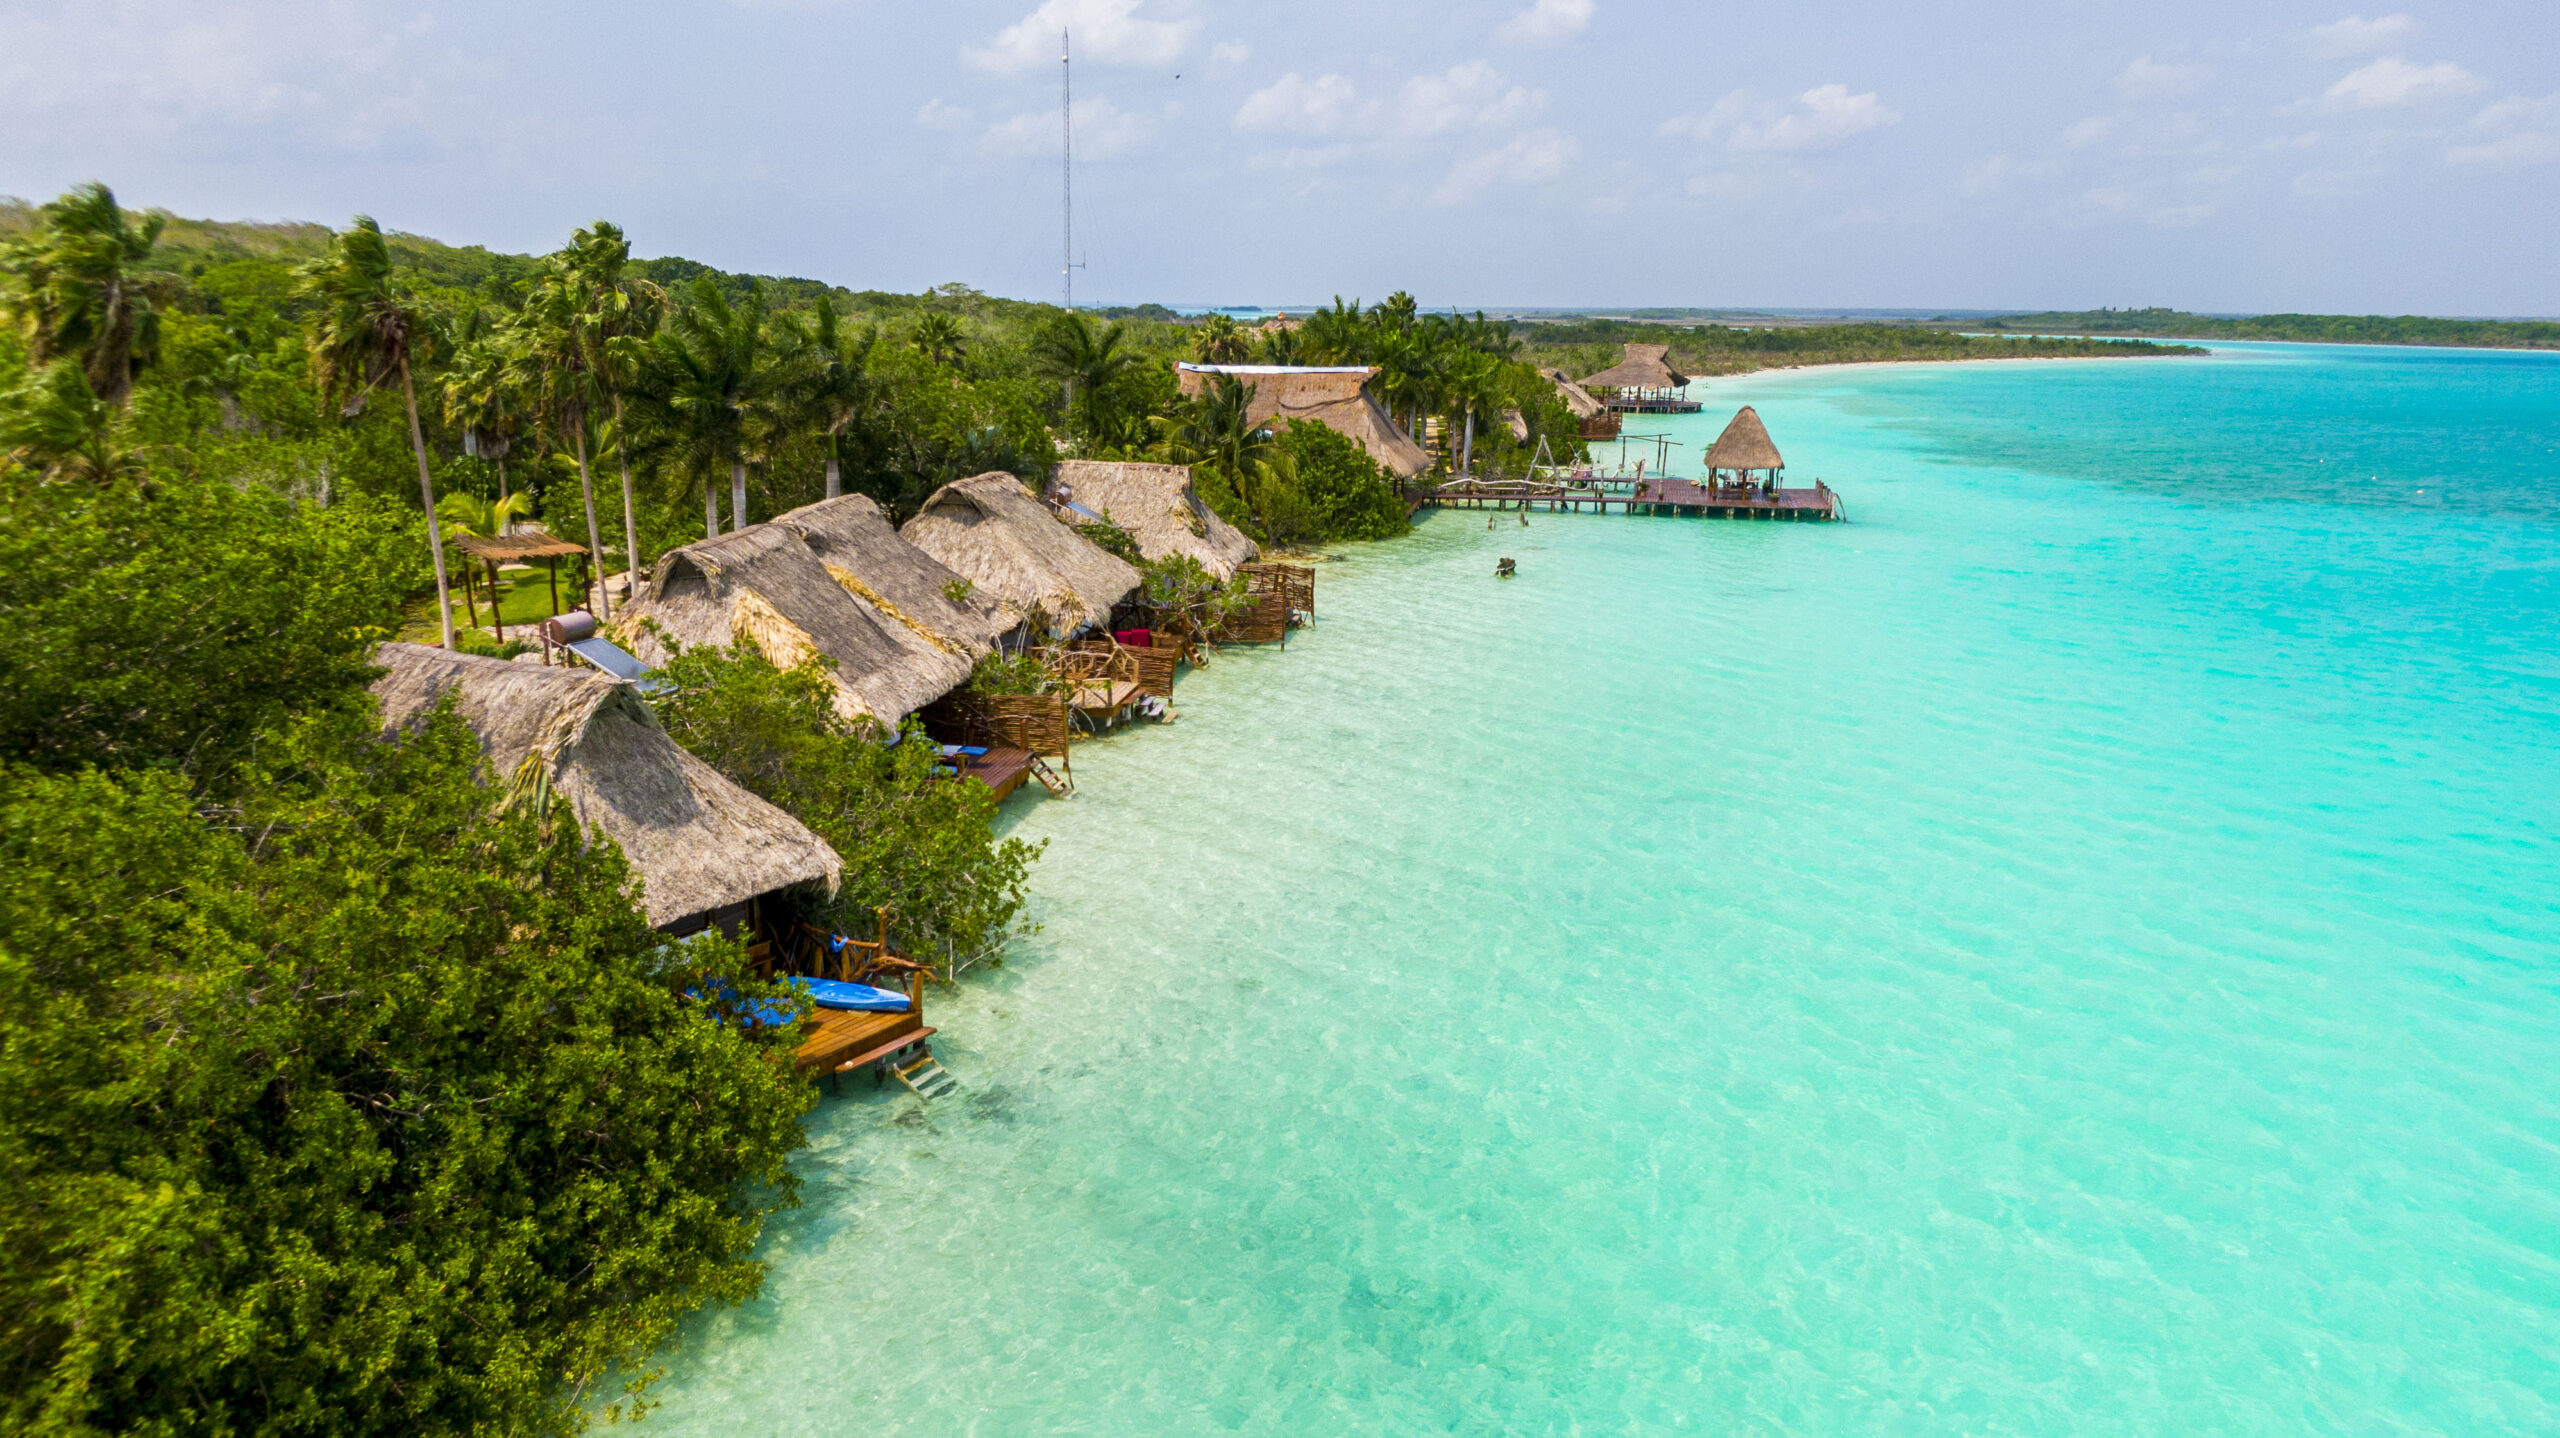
[396,564,594,643]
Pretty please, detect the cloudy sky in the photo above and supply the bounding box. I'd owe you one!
[2,0,2553,313]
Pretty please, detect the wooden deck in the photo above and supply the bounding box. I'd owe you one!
[1424,477,1844,522]
[952,745,1032,802]
[793,1005,931,1075]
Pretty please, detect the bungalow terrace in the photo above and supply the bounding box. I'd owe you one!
[614,521,974,730]
[370,643,841,937]
[1049,459,1258,581]
[1175,362,1431,478]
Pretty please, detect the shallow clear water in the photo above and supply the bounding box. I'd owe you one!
[645,344,2560,1435]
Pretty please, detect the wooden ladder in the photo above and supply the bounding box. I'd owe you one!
[1026,749,1074,798]
[892,1052,959,1100]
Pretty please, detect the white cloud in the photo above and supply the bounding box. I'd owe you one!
[1670,84,1898,152]
[1435,128,1580,203]
[915,99,973,131]
[2059,114,2120,148]
[2326,56,2482,108]
[1235,72,1356,134]
[1497,0,1593,46]
[983,95,1152,158]
[2311,14,2420,59]
[1383,61,1543,137]
[2448,94,2560,166]
[2117,57,2211,100]
[964,0,1196,75]
[1209,41,1249,65]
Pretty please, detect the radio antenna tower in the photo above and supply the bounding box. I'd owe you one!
[1061,27,1077,311]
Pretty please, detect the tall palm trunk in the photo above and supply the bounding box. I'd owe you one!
[825,447,841,500]
[400,356,456,648]
[703,480,719,540]
[1461,407,1475,476]
[731,458,747,532]
[614,394,641,608]
[569,412,611,621]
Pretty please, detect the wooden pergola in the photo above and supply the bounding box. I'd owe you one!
[452,531,591,642]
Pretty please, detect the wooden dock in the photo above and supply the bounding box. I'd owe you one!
[795,1005,933,1080]
[1421,477,1845,522]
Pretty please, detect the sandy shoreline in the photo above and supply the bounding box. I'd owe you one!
[1688,350,2207,392]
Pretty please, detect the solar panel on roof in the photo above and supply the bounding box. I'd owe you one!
[567,637,647,683]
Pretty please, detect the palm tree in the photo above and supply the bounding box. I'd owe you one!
[297,215,455,648]
[514,256,617,618]
[628,276,782,538]
[796,301,874,500]
[1192,313,1250,364]
[0,359,151,485]
[1157,375,1293,536]
[1444,351,1504,477]
[560,222,663,594]
[1298,297,1371,364]
[440,310,527,497]
[0,183,173,407]
[910,311,967,369]
[1367,325,1439,451]
[1027,311,1141,449]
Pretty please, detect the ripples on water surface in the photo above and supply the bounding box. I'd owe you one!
[647,344,2560,1434]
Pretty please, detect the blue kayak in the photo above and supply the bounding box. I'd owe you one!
[789,976,912,1013]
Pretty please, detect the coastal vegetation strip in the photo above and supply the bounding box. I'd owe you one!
[1512,316,2204,382]
[1966,307,2560,350]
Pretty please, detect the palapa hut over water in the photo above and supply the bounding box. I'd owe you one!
[1175,362,1432,478]
[1702,405,1786,487]
[1577,344,1697,413]
[772,493,1021,655]
[1049,459,1258,581]
[615,522,975,727]
[370,643,841,934]
[900,472,1142,637]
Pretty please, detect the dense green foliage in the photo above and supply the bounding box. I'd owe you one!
[1517,316,2203,380]
[649,642,1043,971]
[1973,306,2560,349]
[1271,422,1406,541]
[0,717,810,1435]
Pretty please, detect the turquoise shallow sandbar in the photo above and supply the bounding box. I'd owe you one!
[647,343,2560,1434]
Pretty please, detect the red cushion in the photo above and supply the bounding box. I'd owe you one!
[1114,628,1152,648]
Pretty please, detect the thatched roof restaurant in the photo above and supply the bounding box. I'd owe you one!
[900,472,1142,637]
[1175,363,1431,478]
[1049,459,1258,581]
[1703,405,1786,480]
[772,494,1020,655]
[615,523,975,728]
[1577,343,1689,395]
[370,643,841,932]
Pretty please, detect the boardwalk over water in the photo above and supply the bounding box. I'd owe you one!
[1419,476,1846,523]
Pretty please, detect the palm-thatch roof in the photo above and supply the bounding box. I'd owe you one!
[772,494,1020,655]
[1539,367,1607,420]
[1050,459,1258,580]
[370,643,840,929]
[1703,405,1786,472]
[1176,363,1432,478]
[1500,407,1530,443]
[1578,343,1689,392]
[900,472,1142,637]
[615,522,974,727]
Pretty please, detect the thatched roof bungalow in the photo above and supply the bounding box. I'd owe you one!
[1175,362,1431,478]
[371,643,841,932]
[615,523,974,728]
[1577,343,1689,396]
[1539,367,1607,421]
[900,472,1142,637]
[1049,459,1258,580]
[1703,405,1786,480]
[772,494,1020,655]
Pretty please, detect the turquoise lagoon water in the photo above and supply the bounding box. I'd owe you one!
[647,344,2560,1434]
